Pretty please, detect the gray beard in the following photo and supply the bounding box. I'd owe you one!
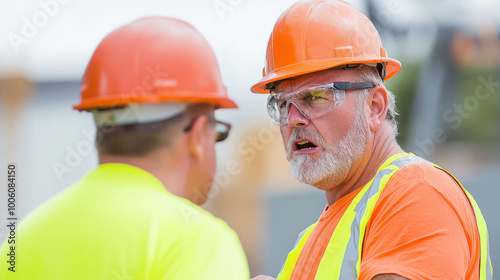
[286,109,367,189]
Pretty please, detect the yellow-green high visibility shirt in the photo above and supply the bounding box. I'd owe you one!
[0,164,249,280]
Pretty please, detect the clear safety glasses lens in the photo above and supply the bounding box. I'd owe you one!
[267,82,374,125]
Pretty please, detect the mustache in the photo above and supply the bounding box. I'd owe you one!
[286,129,326,158]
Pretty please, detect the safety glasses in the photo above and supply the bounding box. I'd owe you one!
[213,120,231,142]
[183,115,231,142]
[267,82,375,125]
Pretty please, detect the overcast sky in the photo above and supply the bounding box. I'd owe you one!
[0,0,498,121]
[1,0,497,79]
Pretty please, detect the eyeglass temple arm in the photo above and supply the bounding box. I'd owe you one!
[333,82,375,90]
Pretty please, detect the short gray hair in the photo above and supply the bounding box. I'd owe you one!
[352,65,399,136]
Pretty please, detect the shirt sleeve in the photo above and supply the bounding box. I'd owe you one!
[152,212,250,280]
[358,164,479,280]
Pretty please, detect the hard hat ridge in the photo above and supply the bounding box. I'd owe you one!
[74,16,237,111]
[251,0,401,93]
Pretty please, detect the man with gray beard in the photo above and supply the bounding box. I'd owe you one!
[286,90,367,189]
[250,1,492,280]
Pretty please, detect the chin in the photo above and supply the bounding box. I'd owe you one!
[191,192,208,206]
[290,154,350,190]
[187,180,211,206]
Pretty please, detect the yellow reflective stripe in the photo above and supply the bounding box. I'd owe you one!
[433,166,492,280]
[315,180,371,280]
[467,192,492,280]
[277,223,317,280]
[316,153,411,279]
[354,164,399,273]
[278,153,492,280]
[382,152,416,168]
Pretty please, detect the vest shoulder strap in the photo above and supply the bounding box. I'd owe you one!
[277,153,492,280]
[277,223,317,280]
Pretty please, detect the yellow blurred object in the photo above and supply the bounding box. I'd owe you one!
[0,164,249,280]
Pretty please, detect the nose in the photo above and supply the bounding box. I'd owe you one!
[286,102,309,127]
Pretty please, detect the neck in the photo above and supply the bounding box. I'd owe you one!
[325,128,404,206]
[99,149,189,198]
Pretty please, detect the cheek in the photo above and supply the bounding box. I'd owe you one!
[208,145,216,170]
[315,107,357,141]
[202,130,216,176]
[280,127,291,146]
[207,129,217,163]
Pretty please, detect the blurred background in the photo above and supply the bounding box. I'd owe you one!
[0,0,498,278]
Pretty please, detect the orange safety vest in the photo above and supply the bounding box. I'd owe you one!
[277,153,492,280]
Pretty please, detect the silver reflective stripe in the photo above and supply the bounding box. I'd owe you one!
[295,224,315,248]
[334,154,491,280]
[391,155,430,168]
[339,169,393,279]
[486,230,492,279]
[339,155,427,279]
[396,156,492,280]
[278,224,316,277]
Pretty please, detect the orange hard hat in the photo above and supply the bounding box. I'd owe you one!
[74,16,237,111]
[250,0,402,93]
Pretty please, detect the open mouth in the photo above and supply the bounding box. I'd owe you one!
[295,140,318,151]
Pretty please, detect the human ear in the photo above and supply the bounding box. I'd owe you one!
[186,115,209,159]
[368,86,388,132]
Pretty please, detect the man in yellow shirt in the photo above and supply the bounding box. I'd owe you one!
[0,16,249,279]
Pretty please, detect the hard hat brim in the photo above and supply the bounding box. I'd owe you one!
[250,57,402,94]
[73,93,238,111]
